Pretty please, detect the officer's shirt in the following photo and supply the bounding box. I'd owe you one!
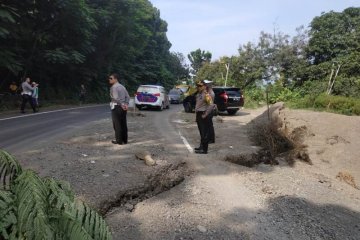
[195,91,212,112]
[110,82,130,106]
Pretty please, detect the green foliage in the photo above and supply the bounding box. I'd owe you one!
[243,87,266,108]
[289,94,360,115]
[188,49,212,75]
[332,76,360,98]
[247,88,266,103]
[0,150,112,240]
[267,80,301,104]
[0,151,22,190]
[307,7,360,64]
[0,0,187,103]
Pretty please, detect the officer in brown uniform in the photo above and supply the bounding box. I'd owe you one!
[194,80,214,154]
[203,79,215,143]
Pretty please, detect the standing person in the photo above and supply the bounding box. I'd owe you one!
[79,84,86,105]
[20,77,37,113]
[204,79,215,143]
[194,80,213,154]
[109,73,130,145]
[9,82,18,95]
[31,82,39,107]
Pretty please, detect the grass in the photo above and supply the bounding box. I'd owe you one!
[287,94,360,116]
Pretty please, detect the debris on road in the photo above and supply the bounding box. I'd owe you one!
[135,150,156,166]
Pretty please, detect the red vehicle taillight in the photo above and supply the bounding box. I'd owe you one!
[153,93,161,97]
[220,92,228,103]
[135,92,140,96]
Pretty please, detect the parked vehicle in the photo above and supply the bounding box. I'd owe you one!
[135,85,170,111]
[168,88,183,104]
[183,86,244,115]
[175,84,190,95]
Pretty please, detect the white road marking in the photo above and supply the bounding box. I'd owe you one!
[0,105,106,121]
[178,131,194,153]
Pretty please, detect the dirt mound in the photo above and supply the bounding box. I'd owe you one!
[248,102,311,166]
[277,105,360,188]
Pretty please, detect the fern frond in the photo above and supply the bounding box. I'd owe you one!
[45,179,112,239]
[46,178,74,210]
[78,200,112,240]
[64,200,112,240]
[51,208,93,240]
[13,170,54,240]
[0,151,113,240]
[0,150,22,190]
[0,190,17,239]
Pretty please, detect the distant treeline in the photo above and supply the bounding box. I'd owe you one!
[195,7,360,99]
[0,0,189,102]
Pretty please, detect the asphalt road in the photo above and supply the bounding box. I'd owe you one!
[0,105,109,153]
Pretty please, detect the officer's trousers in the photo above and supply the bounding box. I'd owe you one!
[112,105,128,144]
[196,111,211,152]
[21,94,36,112]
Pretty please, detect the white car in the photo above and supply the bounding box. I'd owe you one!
[135,85,170,111]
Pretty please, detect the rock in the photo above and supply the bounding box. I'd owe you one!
[197,225,207,233]
[327,139,338,145]
[216,116,224,123]
[135,150,156,166]
[124,203,134,211]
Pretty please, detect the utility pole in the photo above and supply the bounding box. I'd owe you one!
[327,61,342,95]
[225,62,230,87]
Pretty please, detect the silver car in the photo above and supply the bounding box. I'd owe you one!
[168,89,183,104]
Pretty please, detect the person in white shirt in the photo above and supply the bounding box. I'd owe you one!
[20,77,38,113]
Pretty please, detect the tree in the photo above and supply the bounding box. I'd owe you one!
[166,52,190,83]
[0,0,185,102]
[306,7,360,96]
[187,49,212,75]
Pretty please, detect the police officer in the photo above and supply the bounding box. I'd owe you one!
[194,80,214,154]
[203,79,215,143]
[109,73,130,145]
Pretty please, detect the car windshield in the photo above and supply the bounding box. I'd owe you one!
[137,86,159,94]
[178,87,188,93]
[169,89,180,95]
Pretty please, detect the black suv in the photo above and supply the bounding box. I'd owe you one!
[183,87,244,115]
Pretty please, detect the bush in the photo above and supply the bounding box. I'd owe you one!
[290,93,360,115]
[244,87,266,108]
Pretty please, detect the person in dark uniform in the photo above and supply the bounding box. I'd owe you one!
[79,84,86,105]
[194,80,214,154]
[204,79,215,143]
[109,73,130,145]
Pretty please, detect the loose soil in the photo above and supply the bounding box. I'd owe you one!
[13,105,360,239]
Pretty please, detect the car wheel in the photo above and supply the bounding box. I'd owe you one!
[227,109,238,115]
[184,102,191,113]
[136,104,142,110]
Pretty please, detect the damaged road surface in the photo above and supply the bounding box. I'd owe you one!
[3,105,189,214]
[2,104,360,239]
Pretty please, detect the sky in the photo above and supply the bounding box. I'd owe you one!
[150,0,359,61]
